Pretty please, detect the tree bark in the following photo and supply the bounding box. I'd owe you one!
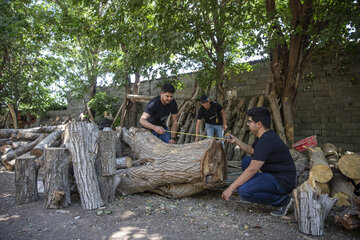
[15,153,39,204]
[30,130,63,157]
[65,122,104,210]
[7,104,18,129]
[330,172,355,207]
[43,147,71,209]
[268,91,287,144]
[116,128,227,198]
[95,131,116,176]
[293,174,338,236]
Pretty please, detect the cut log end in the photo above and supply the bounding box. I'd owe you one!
[310,165,333,183]
[30,148,43,157]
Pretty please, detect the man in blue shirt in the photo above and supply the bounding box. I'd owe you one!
[139,83,178,144]
[222,107,296,217]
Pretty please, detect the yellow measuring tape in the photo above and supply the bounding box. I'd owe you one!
[165,130,225,140]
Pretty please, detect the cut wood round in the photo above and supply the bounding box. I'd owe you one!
[43,147,71,209]
[330,173,356,207]
[65,122,104,210]
[338,154,360,180]
[293,177,338,236]
[15,153,39,204]
[116,156,133,169]
[116,128,226,197]
[30,130,63,157]
[308,147,333,183]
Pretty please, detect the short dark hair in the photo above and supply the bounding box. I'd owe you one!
[246,107,271,129]
[200,95,209,103]
[161,83,175,93]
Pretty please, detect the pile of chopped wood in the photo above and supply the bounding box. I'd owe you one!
[291,144,360,232]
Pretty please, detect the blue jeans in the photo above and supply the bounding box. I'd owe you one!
[150,127,171,143]
[237,156,290,207]
[205,123,224,139]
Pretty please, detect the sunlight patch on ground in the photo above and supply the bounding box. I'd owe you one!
[109,226,162,240]
[0,214,20,221]
[0,193,12,198]
[120,211,136,220]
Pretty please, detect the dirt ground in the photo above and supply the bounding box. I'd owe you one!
[0,169,359,240]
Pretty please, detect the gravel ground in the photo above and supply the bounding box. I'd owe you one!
[0,169,359,240]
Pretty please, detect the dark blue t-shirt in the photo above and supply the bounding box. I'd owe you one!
[252,130,296,193]
[144,96,178,128]
[196,101,223,125]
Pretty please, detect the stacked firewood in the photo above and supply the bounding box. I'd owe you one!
[291,145,360,232]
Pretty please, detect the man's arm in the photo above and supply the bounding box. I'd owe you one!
[194,119,202,142]
[225,134,254,155]
[139,112,165,134]
[222,160,264,201]
[169,114,178,142]
[221,109,227,131]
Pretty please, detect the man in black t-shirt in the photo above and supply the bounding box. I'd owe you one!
[194,95,227,142]
[222,107,296,217]
[139,83,178,144]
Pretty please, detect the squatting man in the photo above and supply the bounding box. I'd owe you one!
[222,107,296,217]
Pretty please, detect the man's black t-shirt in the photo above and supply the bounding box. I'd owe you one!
[252,130,296,193]
[197,101,223,125]
[144,96,178,128]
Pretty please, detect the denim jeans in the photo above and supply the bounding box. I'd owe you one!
[237,156,290,207]
[205,123,224,139]
[150,127,171,143]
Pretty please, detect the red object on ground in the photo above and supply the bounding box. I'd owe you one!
[292,135,317,152]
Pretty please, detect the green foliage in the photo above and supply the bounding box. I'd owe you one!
[87,92,119,123]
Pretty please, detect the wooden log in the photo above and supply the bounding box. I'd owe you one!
[330,172,356,207]
[15,153,39,204]
[321,143,338,157]
[30,130,63,157]
[65,122,104,210]
[1,134,45,169]
[12,141,30,149]
[338,154,360,180]
[184,117,197,143]
[334,196,360,230]
[8,103,18,129]
[308,147,333,183]
[290,149,309,185]
[177,112,193,144]
[150,181,207,198]
[116,128,227,198]
[315,182,330,195]
[248,95,265,145]
[293,174,338,236]
[116,156,133,169]
[0,138,12,146]
[43,147,71,209]
[13,132,43,141]
[267,91,287,144]
[0,129,17,138]
[95,131,116,176]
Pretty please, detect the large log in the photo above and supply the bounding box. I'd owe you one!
[116,156,133,169]
[43,147,71,209]
[15,153,39,204]
[338,154,360,180]
[293,173,338,236]
[308,147,333,183]
[30,130,63,157]
[65,122,104,210]
[116,128,227,198]
[330,172,356,207]
[267,91,287,143]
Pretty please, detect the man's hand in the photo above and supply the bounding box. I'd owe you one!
[222,187,234,201]
[223,124,228,131]
[154,126,166,135]
[224,133,236,143]
[169,139,176,144]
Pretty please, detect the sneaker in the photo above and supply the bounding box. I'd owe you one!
[239,197,252,204]
[270,197,293,217]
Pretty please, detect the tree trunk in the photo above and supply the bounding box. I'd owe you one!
[65,122,104,210]
[268,91,287,144]
[308,147,333,183]
[293,174,338,236]
[15,153,39,204]
[30,130,63,157]
[116,128,227,198]
[7,104,18,129]
[43,147,71,209]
